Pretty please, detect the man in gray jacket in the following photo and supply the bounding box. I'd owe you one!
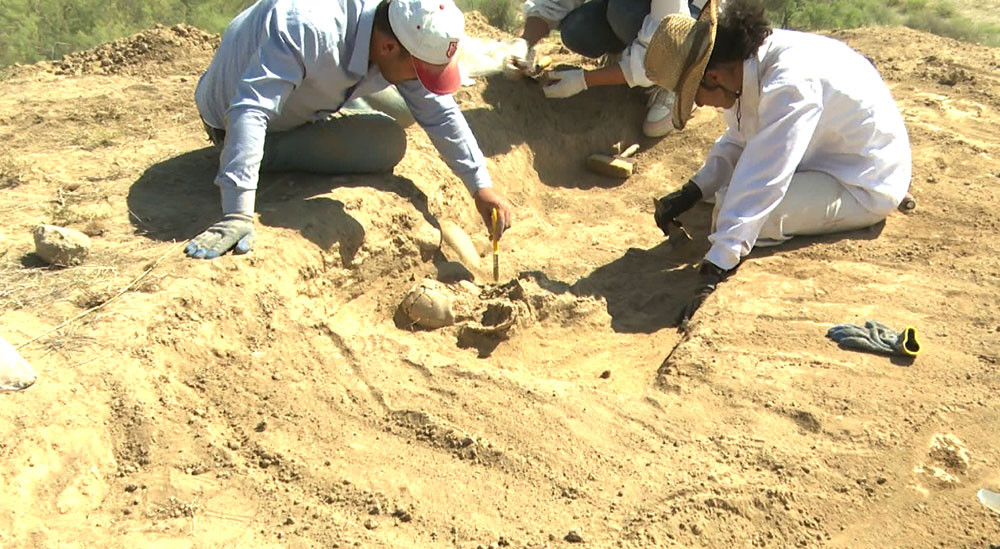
[187,0,513,259]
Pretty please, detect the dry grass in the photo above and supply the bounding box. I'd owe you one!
[0,255,119,311]
[39,325,98,356]
[44,186,115,226]
[70,127,119,150]
[0,154,28,189]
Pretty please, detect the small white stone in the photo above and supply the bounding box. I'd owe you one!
[1,336,37,391]
[458,280,479,294]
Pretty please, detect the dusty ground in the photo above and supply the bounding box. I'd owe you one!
[1,17,999,549]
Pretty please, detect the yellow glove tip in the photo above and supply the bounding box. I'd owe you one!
[901,326,922,357]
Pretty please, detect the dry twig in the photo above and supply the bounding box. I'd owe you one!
[15,240,184,350]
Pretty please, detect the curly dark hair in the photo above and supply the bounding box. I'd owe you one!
[707,0,773,68]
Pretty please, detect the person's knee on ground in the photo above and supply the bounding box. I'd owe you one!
[349,87,417,129]
[606,0,651,45]
[560,0,627,58]
[261,111,407,174]
[713,171,888,246]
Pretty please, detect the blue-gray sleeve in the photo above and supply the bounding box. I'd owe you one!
[396,80,492,195]
[217,13,319,214]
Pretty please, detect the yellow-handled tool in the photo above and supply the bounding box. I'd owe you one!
[491,208,500,283]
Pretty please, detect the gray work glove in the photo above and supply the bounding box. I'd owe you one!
[184,213,255,259]
[826,320,922,358]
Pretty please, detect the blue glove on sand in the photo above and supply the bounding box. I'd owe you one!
[827,320,922,358]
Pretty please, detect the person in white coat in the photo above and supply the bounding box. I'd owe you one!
[508,0,716,137]
[646,0,912,323]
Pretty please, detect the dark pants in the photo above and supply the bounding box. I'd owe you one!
[203,88,413,175]
[560,0,651,58]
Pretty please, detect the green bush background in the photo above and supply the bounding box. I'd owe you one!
[1,0,997,68]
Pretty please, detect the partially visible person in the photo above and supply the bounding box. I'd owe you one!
[507,0,718,137]
[646,0,912,323]
[186,0,513,259]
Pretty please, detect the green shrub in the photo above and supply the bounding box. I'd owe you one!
[0,0,253,67]
[934,1,957,18]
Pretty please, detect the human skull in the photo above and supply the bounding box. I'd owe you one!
[400,280,455,329]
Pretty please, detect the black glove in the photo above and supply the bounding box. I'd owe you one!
[679,261,729,326]
[654,180,703,236]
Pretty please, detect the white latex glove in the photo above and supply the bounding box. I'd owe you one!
[504,38,537,79]
[542,69,588,99]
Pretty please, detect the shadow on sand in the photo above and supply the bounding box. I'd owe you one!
[523,209,890,334]
[126,147,445,268]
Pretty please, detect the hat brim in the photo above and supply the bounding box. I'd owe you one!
[672,20,715,130]
[413,57,461,95]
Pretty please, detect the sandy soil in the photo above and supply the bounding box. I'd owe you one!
[1,17,999,549]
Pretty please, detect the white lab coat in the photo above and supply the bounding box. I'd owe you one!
[524,0,692,87]
[692,30,912,270]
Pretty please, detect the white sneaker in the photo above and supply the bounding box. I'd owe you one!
[643,86,676,138]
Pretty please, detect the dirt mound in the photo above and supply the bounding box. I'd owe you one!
[48,24,219,77]
[0,19,999,549]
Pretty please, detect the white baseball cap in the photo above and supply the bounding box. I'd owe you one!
[388,0,465,94]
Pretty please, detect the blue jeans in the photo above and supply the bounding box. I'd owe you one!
[560,0,651,58]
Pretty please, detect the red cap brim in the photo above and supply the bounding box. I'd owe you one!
[412,57,461,95]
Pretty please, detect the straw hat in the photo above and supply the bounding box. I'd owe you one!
[644,0,718,130]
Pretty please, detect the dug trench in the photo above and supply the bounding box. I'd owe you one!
[0,19,999,549]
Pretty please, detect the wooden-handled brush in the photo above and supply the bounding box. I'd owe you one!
[491,208,500,283]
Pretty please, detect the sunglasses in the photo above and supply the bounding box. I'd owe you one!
[699,76,722,91]
[699,76,742,98]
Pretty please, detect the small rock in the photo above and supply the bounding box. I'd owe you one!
[692,524,703,535]
[255,421,267,432]
[364,518,378,530]
[284,516,295,526]
[565,530,584,543]
[32,225,91,266]
[440,221,480,270]
[0,336,37,391]
[458,280,480,294]
[414,223,442,255]
[124,484,138,493]
[600,370,611,379]
[391,508,412,522]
